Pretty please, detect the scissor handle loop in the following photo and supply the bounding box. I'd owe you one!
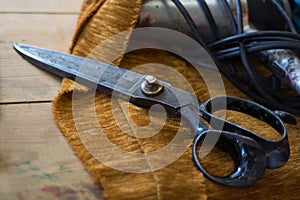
[193,130,266,187]
[199,96,290,169]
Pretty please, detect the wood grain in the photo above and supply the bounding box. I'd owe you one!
[0,0,104,199]
[0,103,103,199]
[0,0,83,13]
[0,13,78,103]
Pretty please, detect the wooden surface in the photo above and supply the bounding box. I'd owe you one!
[0,1,104,199]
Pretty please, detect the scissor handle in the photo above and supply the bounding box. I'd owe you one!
[200,96,290,168]
[192,96,290,186]
[193,130,266,187]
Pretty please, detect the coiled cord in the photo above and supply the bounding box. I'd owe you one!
[171,0,300,114]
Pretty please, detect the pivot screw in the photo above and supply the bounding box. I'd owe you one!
[141,75,163,96]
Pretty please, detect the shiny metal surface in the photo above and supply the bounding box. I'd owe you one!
[138,0,292,40]
[138,0,248,43]
[141,75,164,96]
[13,43,196,113]
[14,43,291,187]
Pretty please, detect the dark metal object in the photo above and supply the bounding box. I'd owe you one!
[13,44,194,113]
[259,49,300,95]
[138,0,245,43]
[138,0,239,43]
[14,43,292,187]
[247,0,292,30]
[137,0,300,114]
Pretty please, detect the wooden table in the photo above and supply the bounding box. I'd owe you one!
[0,1,104,199]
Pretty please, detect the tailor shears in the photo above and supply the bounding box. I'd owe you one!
[13,43,296,187]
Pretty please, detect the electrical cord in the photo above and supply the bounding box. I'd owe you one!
[171,0,300,114]
[271,0,298,33]
[197,0,220,40]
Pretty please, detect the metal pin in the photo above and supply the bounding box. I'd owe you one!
[141,75,163,96]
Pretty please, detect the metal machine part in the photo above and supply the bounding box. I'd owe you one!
[138,0,246,43]
[259,49,300,94]
[138,0,292,42]
[141,75,164,96]
[247,0,292,30]
[137,0,300,111]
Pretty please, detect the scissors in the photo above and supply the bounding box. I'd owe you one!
[13,43,296,187]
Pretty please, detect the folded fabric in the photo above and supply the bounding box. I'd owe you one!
[52,0,300,199]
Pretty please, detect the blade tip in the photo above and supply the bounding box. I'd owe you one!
[13,43,21,51]
[13,43,27,50]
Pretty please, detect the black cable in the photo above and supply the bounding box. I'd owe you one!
[216,41,300,59]
[170,0,208,49]
[172,0,300,113]
[235,0,243,34]
[212,37,300,52]
[209,31,300,49]
[217,0,237,33]
[217,0,300,106]
[271,0,298,33]
[234,0,279,107]
[230,0,285,109]
[170,0,226,73]
[197,0,220,40]
[228,1,300,110]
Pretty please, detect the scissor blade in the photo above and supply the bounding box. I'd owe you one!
[13,43,145,95]
[13,43,197,113]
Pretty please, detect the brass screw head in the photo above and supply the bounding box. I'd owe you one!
[141,75,163,96]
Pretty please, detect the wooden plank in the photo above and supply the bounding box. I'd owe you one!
[0,103,103,199]
[0,13,79,103]
[0,0,83,13]
[0,0,104,199]
[0,14,78,50]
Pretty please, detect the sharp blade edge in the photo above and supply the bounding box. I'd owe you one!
[13,43,144,95]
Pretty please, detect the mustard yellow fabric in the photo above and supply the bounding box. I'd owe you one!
[52,0,300,199]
